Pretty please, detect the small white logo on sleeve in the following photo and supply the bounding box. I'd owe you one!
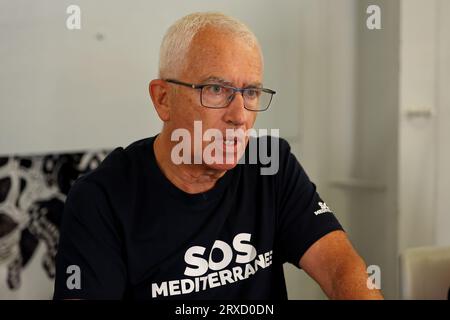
[66,265,81,290]
[314,202,333,215]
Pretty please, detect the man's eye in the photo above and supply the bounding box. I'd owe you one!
[208,85,223,94]
[245,89,260,98]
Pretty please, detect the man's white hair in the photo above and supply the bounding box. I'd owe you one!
[158,12,262,79]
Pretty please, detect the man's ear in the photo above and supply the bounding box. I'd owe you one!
[149,79,170,121]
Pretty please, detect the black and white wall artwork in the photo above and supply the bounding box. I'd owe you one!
[0,151,108,299]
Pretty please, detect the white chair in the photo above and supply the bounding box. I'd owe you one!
[400,246,450,299]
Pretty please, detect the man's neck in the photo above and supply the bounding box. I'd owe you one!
[153,132,226,194]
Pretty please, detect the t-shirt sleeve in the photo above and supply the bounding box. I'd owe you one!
[53,178,127,299]
[275,138,344,268]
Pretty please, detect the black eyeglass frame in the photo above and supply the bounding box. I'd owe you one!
[164,79,276,112]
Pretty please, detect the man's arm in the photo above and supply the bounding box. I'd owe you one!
[299,230,384,300]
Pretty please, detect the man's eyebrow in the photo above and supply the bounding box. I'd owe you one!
[199,76,263,88]
[200,76,232,85]
[245,82,263,88]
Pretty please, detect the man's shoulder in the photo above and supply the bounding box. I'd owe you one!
[74,137,154,188]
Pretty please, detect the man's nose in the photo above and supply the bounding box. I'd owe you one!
[224,92,247,127]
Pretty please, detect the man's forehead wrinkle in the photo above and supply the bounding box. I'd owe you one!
[200,76,232,85]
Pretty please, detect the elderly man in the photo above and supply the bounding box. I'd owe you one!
[53,12,383,300]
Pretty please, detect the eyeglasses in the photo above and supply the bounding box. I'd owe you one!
[164,79,276,112]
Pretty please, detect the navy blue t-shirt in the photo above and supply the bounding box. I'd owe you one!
[53,135,343,299]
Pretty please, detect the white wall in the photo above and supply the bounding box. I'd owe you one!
[397,0,450,300]
[435,0,450,246]
[398,0,439,253]
[398,0,450,249]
